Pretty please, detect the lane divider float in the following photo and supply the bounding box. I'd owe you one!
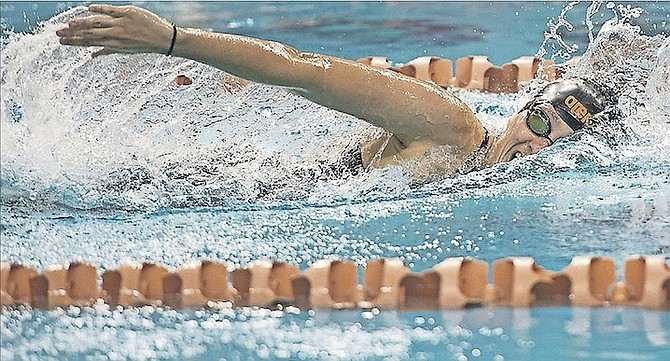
[357,55,580,93]
[2,255,668,311]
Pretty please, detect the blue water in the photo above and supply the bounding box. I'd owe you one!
[2,1,670,360]
[3,306,669,361]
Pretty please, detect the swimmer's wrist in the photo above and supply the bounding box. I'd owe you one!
[163,26,192,58]
[166,24,177,56]
[164,27,199,59]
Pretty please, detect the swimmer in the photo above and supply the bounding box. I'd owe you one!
[56,4,610,178]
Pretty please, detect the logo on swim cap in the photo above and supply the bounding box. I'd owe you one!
[563,95,592,125]
[535,78,606,132]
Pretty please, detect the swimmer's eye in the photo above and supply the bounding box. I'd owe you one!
[526,110,551,137]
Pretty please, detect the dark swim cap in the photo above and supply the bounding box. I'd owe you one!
[536,78,607,131]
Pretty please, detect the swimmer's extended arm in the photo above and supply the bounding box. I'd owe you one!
[57,4,485,152]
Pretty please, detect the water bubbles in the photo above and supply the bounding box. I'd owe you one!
[257,105,273,118]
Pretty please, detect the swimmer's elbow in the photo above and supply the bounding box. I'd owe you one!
[262,45,336,88]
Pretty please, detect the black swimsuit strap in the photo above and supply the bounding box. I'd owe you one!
[478,128,490,153]
[457,127,490,175]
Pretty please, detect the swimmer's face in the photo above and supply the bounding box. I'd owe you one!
[486,101,575,164]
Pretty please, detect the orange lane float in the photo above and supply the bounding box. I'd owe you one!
[29,262,101,309]
[102,262,168,307]
[1,256,668,311]
[618,255,670,309]
[559,256,617,307]
[1,263,38,306]
[164,260,235,309]
[492,257,556,307]
[432,257,491,308]
[362,258,410,309]
[232,260,298,307]
[292,260,361,309]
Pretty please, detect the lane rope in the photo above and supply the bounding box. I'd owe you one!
[2,255,668,310]
[356,54,580,93]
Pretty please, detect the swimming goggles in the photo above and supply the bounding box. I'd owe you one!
[521,101,554,144]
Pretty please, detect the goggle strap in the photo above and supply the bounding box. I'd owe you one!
[553,105,585,131]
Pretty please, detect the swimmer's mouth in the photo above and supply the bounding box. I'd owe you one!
[512,151,525,160]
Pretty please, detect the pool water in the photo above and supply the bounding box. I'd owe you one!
[1,1,669,360]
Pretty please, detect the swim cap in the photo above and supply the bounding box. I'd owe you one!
[536,78,607,131]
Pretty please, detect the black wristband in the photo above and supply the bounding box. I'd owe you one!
[166,24,177,56]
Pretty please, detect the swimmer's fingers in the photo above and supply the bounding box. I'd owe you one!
[59,35,118,47]
[57,24,113,39]
[66,15,116,30]
[88,4,128,18]
[57,4,174,55]
[56,16,118,46]
[55,15,112,40]
[57,28,118,46]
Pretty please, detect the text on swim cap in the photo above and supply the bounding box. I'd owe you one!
[564,95,592,124]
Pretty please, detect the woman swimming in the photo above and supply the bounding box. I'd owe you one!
[55,4,609,179]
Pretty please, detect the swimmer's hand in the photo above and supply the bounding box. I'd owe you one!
[56,4,174,57]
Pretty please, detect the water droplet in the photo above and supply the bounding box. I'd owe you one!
[257,106,272,118]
